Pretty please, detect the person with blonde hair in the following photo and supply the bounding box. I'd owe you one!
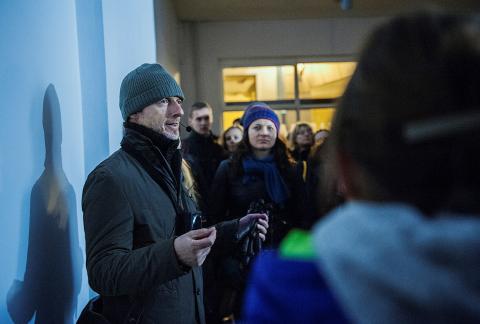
[289,122,315,162]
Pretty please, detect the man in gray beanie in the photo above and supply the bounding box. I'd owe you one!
[80,63,268,323]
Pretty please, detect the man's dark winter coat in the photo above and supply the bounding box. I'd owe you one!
[82,126,236,323]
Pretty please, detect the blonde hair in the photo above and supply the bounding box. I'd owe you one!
[181,159,199,203]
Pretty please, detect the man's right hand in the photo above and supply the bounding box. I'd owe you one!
[174,227,217,267]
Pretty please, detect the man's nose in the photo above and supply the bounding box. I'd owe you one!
[169,101,184,117]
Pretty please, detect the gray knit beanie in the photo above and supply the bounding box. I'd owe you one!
[119,63,185,121]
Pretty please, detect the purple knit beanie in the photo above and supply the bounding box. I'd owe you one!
[242,104,280,134]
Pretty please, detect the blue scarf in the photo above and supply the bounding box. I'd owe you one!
[242,155,289,204]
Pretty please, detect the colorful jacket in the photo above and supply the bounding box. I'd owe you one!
[241,230,349,323]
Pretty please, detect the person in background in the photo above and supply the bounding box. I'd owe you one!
[222,125,243,155]
[81,64,268,324]
[211,103,306,244]
[305,128,340,221]
[207,103,306,322]
[289,122,315,162]
[232,118,242,127]
[238,101,269,127]
[301,137,345,228]
[289,123,337,222]
[242,130,345,324]
[314,129,330,146]
[182,101,227,214]
[243,11,480,323]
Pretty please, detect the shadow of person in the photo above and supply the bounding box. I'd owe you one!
[7,84,83,323]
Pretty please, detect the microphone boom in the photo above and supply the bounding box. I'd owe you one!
[180,122,192,132]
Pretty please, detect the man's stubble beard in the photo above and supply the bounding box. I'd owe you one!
[163,130,179,140]
[148,118,180,140]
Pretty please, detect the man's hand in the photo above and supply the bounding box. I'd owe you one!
[174,227,216,267]
[239,213,269,241]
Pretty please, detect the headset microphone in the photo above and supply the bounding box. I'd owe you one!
[180,122,192,132]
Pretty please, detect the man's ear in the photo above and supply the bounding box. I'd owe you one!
[129,113,139,123]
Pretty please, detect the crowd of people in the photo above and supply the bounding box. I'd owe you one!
[79,10,480,324]
[174,96,332,321]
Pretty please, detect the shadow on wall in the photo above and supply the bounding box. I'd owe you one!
[6,84,83,323]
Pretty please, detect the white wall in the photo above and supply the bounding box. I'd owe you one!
[153,0,194,134]
[0,1,85,322]
[177,22,198,117]
[103,0,158,152]
[154,0,181,77]
[0,0,164,322]
[182,17,386,133]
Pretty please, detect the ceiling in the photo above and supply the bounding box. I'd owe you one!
[171,0,480,22]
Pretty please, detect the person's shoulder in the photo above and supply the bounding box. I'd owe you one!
[182,134,193,143]
[82,151,136,206]
[283,158,302,177]
[212,158,234,180]
[218,158,233,170]
[212,141,227,157]
[243,231,350,323]
[87,149,136,182]
[181,136,192,150]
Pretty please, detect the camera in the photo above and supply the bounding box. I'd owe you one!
[247,199,273,216]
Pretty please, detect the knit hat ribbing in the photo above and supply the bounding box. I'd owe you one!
[119,63,184,121]
[242,104,280,135]
[240,101,269,126]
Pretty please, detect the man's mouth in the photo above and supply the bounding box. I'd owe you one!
[165,121,179,127]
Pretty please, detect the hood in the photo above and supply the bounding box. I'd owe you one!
[313,201,480,324]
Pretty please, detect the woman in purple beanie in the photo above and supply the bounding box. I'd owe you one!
[205,103,306,322]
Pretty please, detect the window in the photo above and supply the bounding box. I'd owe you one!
[223,66,295,104]
[298,62,356,102]
[222,61,355,133]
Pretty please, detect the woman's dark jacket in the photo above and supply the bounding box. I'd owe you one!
[82,126,237,324]
[204,157,306,319]
[290,147,311,162]
[209,158,306,247]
